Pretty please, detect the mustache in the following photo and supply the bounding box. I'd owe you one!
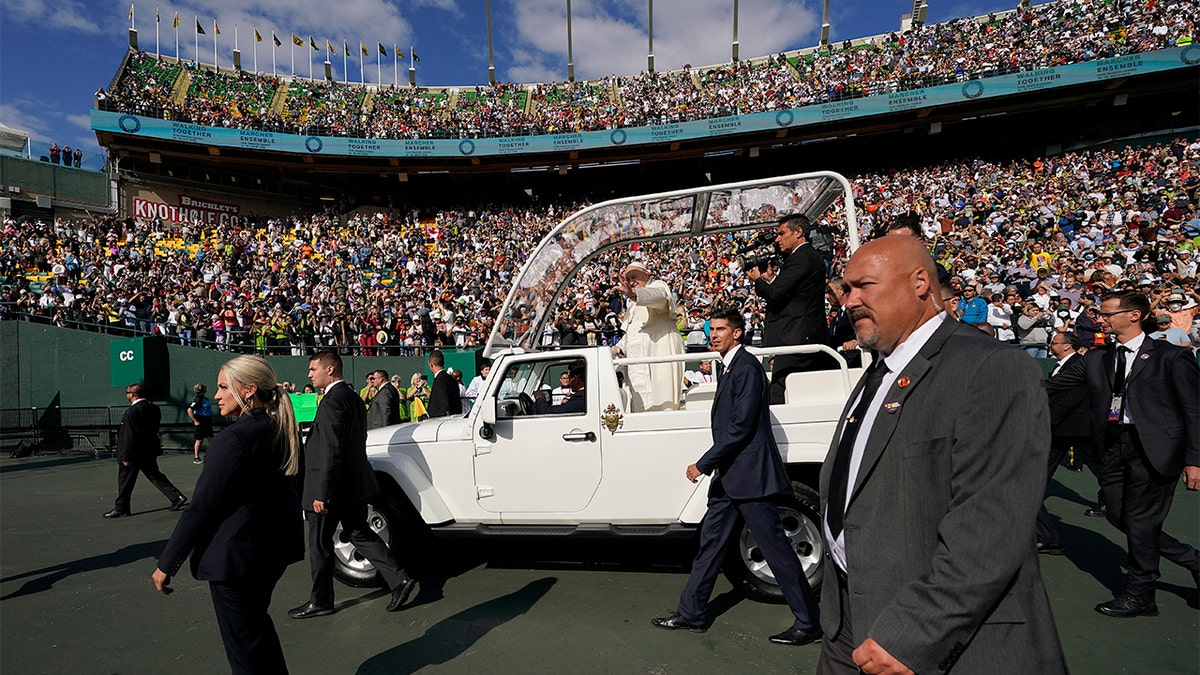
[848,308,873,323]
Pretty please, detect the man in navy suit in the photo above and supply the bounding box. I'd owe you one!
[652,307,820,646]
[1084,290,1199,618]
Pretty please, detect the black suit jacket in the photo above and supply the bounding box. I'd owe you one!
[1084,336,1200,475]
[534,388,586,415]
[302,381,379,509]
[1045,353,1090,438]
[116,399,161,463]
[428,370,462,418]
[695,346,789,500]
[158,410,304,581]
[366,382,402,429]
[754,242,827,369]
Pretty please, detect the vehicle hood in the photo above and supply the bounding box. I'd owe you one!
[366,416,468,452]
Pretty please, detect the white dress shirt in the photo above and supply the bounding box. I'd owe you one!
[827,312,947,572]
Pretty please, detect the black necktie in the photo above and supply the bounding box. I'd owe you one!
[716,361,726,378]
[827,358,890,539]
[1112,345,1129,395]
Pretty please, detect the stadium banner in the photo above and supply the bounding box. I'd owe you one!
[93,46,1198,160]
[133,193,246,226]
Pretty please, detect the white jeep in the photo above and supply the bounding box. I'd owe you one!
[336,172,865,602]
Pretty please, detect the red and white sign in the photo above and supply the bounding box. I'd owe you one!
[132,193,245,226]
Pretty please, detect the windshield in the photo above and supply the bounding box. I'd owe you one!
[484,171,857,356]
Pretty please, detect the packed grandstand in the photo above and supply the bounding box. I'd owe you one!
[4,139,1199,355]
[96,0,1199,139]
[4,0,1198,357]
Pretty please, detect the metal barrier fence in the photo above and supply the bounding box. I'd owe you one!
[0,405,201,457]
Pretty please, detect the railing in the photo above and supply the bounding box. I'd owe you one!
[0,405,204,456]
[0,307,474,358]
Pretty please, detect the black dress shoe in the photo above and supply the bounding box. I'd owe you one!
[1036,542,1066,556]
[768,626,822,646]
[1095,593,1158,618]
[651,613,707,633]
[103,509,131,519]
[386,578,417,611]
[288,601,335,619]
[169,496,188,512]
[1084,504,1107,518]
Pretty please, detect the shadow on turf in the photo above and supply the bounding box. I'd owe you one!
[355,577,557,674]
[0,539,167,600]
[0,455,94,474]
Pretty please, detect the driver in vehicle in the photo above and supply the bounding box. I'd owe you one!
[534,363,586,415]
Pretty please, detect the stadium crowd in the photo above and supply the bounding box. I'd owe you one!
[98,0,1199,140]
[3,139,1199,357]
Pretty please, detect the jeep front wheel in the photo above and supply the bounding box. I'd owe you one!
[722,481,824,603]
[332,497,400,588]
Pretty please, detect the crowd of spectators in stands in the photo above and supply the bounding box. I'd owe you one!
[98,0,1199,140]
[4,139,1199,357]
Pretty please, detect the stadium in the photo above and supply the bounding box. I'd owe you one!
[1,0,1198,671]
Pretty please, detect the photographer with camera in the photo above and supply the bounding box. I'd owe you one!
[746,214,829,405]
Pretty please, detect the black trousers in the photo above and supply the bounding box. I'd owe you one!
[307,499,409,607]
[1035,434,1093,546]
[677,493,818,630]
[114,456,184,512]
[209,573,288,675]
[1096,426,1199,597]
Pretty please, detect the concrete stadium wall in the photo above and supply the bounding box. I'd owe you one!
[0,321,475,426]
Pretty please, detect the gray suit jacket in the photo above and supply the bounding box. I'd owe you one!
[819,318,1066,674]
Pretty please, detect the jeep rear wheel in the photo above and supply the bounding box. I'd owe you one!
[722,481,824,603]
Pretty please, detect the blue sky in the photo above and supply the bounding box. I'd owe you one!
[0,0,1046,165]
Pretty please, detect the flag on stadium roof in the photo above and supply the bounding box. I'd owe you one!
[310,36,318,50]
[254,28,262,42]
[395,44,404,59]
[273,32,282,47]
[411,48,420,62]
[378,42,386,56]
[128,3,134,20]
[344,40,350,56]
[214,20,220,35]
[155,7,159,23]
[196,20,205,35]
[360,41,368,56]
[172,11,179,28]
[327,39,334,53]
[292,34,303,46]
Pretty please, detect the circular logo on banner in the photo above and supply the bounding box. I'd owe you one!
[458,140,476,156]
[961,81,985,99]
[609,129,628,146]
[118,115,142,134]
[1181,45,1200,66]
[304,136,324,153]
[775,110,795,127]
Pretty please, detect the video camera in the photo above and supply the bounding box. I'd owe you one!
[738,230,781,272]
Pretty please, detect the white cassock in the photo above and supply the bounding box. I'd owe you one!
[617,279,685,411]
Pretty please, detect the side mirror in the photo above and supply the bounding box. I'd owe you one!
[481,402,496,426]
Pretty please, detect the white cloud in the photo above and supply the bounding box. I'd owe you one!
[502,0,818,83]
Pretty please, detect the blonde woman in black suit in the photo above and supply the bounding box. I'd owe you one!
[153,356,304,674]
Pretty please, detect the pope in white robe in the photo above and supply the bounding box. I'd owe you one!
[614,262,685,411]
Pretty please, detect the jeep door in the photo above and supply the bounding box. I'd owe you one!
[473,355,602,515]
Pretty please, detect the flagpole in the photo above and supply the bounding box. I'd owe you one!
[194,16,199,65]
[377,47,381,86]
[309,40,314,80]
[273,35,277,77]
[214,20,218,70]
[130,3,135,29]
[393,44,398,86]
[174,20,179,59]
[359,45,364,85]
[253,30,258,73]
[343,41,348,84]
[290,38,294,76]
[155,7,160,57]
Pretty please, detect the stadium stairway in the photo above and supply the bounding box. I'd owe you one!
[268,86,287,116]
[169,70,190,107]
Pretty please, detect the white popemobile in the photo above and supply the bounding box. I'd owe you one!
[334,172,865,602]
